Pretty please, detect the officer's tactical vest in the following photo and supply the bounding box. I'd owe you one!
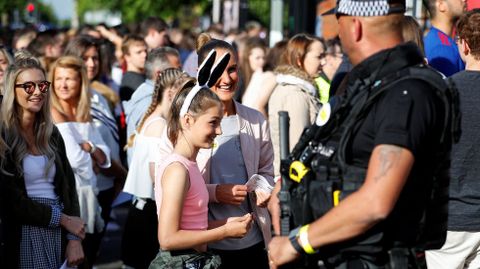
[280,64,460,262]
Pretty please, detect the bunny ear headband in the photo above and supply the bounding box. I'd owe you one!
[179,49,231,116]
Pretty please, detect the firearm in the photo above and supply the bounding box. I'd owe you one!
[278,111,291,236]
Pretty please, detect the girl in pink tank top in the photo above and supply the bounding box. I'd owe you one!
[151,51,252,269]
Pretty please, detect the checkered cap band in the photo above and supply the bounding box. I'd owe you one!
[337,0,395,16]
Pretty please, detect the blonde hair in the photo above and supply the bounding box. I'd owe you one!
[0,51,55,175]
[126,68,194,148]
[49,56,92,122]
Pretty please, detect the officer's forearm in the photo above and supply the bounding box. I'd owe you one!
[306,144,414,249]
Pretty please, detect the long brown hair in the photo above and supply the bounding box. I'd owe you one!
[239,37,267,89]
[64,35,101,80]
[168,86,221,146]
[282,33,325,70]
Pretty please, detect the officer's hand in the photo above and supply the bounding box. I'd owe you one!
[255,190,271,207]
[268,236,300,268]
[216,184,247,205]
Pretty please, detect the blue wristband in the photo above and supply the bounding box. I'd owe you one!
[67,233,81,241]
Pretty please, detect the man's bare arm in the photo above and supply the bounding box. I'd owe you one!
[268,144,415,267]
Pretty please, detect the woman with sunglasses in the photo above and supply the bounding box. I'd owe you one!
[49,55,112,268]
[0,52,86,268]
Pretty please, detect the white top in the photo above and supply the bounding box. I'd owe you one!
[55,122,111,189]
[123,116,165,199]
[55,121,110,233]
[23,154,56,199]
[242,71,276,108]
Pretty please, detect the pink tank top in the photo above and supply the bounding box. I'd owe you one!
[155,153,209,230]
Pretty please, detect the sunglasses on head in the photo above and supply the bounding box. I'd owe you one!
[15,81,51,94]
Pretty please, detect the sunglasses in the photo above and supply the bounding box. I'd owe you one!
[15,81,51,94]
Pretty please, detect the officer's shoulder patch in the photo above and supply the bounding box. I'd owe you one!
[315,102,331,126]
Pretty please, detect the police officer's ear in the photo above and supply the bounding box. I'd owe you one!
[353,18,363,42]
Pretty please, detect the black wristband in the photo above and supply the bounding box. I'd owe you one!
[288,227,305,254]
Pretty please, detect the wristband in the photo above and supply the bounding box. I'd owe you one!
[299,225,317,254]
[67,233,81,241]
[288,226,305,254]
[86,140,97,154]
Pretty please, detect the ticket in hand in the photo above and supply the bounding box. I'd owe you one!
[245,174,273,193]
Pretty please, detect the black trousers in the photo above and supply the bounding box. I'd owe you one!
[332,259,385,269]
[122,198,159,269]
[211,241,269,269]
[324,248,424,269]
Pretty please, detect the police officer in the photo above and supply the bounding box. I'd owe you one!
[267,0,451,268]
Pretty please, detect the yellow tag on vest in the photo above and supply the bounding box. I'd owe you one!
[315,103,331,126]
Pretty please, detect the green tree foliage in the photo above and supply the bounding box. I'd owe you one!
[78,0,210,24]
[36,2,58,24]
[0,0,28,14]
[247,0,290,31]
[247,0,270,28]
[0,0,28,25]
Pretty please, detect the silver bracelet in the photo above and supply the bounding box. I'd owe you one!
[86,140,97,154]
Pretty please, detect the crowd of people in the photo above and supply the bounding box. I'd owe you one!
[0,0,479,268]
